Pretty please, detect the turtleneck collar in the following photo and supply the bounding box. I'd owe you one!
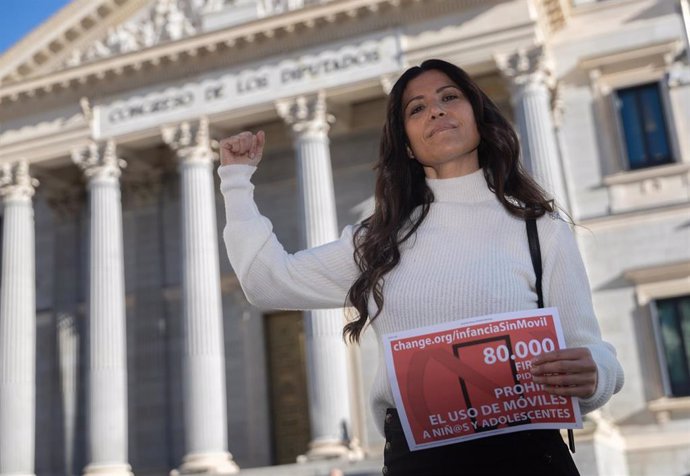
[425,168,496,203]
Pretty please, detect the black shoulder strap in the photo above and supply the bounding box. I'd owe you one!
[525,217,576,453]
[526,218,544,309]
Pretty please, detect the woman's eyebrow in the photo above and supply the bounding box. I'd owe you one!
[403,85,461,112]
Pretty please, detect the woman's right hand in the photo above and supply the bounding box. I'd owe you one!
[220,130,265,167]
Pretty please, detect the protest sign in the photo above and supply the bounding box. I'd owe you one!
[383,308,582,451]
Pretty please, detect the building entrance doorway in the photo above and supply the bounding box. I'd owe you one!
[264,311,311,464]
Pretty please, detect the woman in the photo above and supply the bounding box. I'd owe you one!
[218,59,623,475]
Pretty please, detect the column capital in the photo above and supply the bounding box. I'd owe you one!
[495,45,555,90]
[276,91,335,138]
[0,160,39,202]
[162,117,218,165]
[72,140,127,182]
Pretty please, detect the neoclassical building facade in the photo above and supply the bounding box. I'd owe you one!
[0,0,688,475]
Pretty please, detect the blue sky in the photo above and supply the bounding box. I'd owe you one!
[0,0,72,54]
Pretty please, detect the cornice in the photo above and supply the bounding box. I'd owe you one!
[579,39,684,71]
[0,0,145,85]
[577,202,690,230]
[570,0,651,17]
[624,261,690,285]
[602,162,690,187]
[0,119,92,167]
[0,0,429,105]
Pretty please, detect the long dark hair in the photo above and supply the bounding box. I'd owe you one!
[343,59,554,343]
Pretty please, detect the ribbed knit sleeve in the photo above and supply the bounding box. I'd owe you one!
[218,164,359,310]
[539,215,624,414]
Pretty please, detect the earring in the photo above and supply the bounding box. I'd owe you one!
[406,145,415,159]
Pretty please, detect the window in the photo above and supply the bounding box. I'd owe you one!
[655,295,690,397]
[615,83,673,170]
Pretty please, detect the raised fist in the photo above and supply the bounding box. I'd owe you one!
[220,130,265,166]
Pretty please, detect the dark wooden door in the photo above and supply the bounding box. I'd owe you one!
[264,311,311,464]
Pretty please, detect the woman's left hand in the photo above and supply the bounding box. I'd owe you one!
[530,347,598,399]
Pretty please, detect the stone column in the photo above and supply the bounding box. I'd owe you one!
[0,161,38,476]
[162,118,238,475]
[496,46,569,209]
[72,140,133,476]
[276,92,356,460]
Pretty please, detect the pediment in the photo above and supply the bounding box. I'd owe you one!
[0,0,236,86]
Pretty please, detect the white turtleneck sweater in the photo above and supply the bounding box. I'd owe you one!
[219,164,624,435]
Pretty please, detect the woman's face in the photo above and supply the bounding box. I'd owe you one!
[402,69,480,179]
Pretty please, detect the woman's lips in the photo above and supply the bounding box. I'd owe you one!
[428,123,457,138]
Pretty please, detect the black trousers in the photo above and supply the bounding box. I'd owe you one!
[382,408,580,476]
